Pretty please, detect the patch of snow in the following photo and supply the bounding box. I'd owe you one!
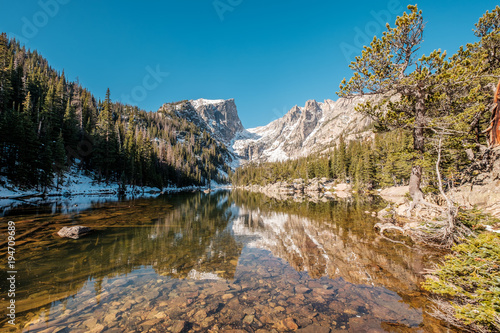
[0,166,220,213]
[264,146,288,162]
[486,225,500,233]
[218,168,229,180]
[191,98,226,109]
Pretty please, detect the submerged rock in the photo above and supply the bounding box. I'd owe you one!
[57,226,92,239]
[297,325,331,333]
[275,317,299,330]
[170,320,186,333]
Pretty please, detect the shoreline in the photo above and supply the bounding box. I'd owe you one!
[0,166,232,212]
[233,178,359,202]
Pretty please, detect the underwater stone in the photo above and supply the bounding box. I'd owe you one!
[57,226,92,239]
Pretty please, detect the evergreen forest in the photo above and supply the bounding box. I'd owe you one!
[0,33,231,191]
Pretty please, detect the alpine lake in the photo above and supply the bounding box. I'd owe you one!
[0,190,457,332]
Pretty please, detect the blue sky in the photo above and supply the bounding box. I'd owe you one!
[1,0,498,128]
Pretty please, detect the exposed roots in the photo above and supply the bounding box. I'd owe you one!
[411,221,473,249]
[427,298,475,332]
[375,203,474,249]
[374,222,413,248]
[375,221,471,249]
[374,223,407,235]
[376,137,476,249]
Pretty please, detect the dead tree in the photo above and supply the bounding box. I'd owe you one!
[484,79,500,147]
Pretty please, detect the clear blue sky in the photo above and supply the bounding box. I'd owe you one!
[0,0,498,128]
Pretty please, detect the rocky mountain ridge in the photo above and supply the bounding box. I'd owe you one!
[163,96,376,164]
[232,96,375,162]
[160,98,244,147]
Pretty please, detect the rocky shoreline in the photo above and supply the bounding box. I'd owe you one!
[235,178,357,202]
[235,169,500,237]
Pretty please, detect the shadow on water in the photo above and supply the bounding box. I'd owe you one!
[0,190,455,332]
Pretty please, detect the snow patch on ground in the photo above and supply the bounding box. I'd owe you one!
[0,166,229,212]
[486,225,500,234]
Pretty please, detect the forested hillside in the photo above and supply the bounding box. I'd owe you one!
[232,131,412,189]
[0,33,231,190]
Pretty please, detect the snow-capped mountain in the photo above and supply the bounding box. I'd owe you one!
[232,96,374,162]
[160,98,244,146]
[162,95,374,165]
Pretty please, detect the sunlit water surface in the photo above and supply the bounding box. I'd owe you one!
[0,191,455,332]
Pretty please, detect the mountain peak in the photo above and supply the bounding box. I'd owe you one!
[304,99,320,110]
[168,98,244,145]
[233,95,374,162]
[191,98,231,108]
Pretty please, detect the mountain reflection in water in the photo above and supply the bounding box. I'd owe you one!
[0,190,454,332]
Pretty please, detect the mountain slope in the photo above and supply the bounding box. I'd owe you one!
[166,96,376,165]
[160,98,244,146]
[232,96,375,162]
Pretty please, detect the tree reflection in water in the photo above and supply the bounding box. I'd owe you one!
[0,191,453,332]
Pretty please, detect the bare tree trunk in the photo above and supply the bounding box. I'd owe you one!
[409,88,426,203]
[409,165,423,202]
[436,137,456,234]
[486,79,500,147]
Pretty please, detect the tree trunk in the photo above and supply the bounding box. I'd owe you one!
[409,165,423,202]
[409,88,426,203]
[486,79,500,147]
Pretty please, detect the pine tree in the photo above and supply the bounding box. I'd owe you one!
[0,33,12,113]
[93,88,118,180]
[97,88,113,142]
[336,136,347,181]
[38,136,53,191]
[124,123,136,183]
[339,5,447,203]
[53,72,66,132]
[63,98,79,154]
[41,84,56,139]
[53,132,67,188]
[17,92,41,186]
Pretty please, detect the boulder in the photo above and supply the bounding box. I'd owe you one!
[57,226,92,239]
[379,186,409,205]
[334,183,351,192]
[451,147,500,218]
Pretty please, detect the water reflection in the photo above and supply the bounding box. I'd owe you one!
[0,191,453,332]
[232,191,429,293]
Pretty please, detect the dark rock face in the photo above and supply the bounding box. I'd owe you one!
[298,99,321,141]
[57,226,92,239]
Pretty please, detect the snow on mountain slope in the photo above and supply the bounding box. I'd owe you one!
[163,95,377,165]
[232,96,375,162]
[161,98,244,146]
[190,98,226,108]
